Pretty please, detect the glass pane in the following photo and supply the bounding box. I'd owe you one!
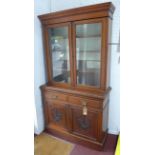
[76,23,101,87]
[48,26,70,83]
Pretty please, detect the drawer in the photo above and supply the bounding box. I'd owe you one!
[68,96,102,109]
[44,91,68,102]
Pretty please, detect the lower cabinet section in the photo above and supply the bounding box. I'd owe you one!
[42,89,109,150]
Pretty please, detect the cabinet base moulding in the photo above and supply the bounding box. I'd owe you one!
[45,128,107,151]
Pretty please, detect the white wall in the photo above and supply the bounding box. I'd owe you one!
[34,0,51,134]
[34,0,120,134]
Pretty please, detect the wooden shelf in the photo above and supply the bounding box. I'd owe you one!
[53,59,69,62]
[53,69,69,72]
[52,50,100,53]
[51,36,68,39]
[76,34,101,38]
[76,50,100,53]
[77,59,100,61]
[78,70,99,73]
[52,49,68,52]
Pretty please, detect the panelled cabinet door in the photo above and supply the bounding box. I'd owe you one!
[47,23,72,86]
[73,20,103,88]
[46,101,68,131]
[71,106,99,141]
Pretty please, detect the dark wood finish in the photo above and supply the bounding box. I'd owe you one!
[41,84,111,100]
[39,2,115,151]
[68,96,102,109]
[43,26,52,82]
[68,23,75,88]
[44,91,68,102]
[46,100,68,131]
[101,18,112,89]
[38,2,115,25]
[71,105,99,140]
[70,134,118,155]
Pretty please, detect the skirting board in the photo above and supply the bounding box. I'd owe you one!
[108,129,119,135]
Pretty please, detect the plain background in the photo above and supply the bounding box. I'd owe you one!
[0,0,155,155]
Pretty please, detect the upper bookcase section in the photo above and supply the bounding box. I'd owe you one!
[38,2,115,25]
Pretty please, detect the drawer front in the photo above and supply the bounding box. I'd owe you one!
[46,101,68,131]
[71,105,100,140]
[68,96,101,109]
[44,91,68,102]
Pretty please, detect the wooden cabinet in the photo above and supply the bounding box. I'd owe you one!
[39,2,115,150]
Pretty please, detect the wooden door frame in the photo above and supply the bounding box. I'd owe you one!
[72,18,107,92]
[43,22,74,88]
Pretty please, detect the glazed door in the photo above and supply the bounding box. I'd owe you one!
[46,23,73,87]
[73,19,103,89]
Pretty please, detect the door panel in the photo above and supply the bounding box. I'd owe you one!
[47,101,67,131]
[71,106,99,140]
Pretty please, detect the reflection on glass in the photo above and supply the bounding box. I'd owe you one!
[76,23,101,87]
[49,27,70,83]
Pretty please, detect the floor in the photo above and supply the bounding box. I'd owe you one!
[70,134,118,155]
[34,133,118,155]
